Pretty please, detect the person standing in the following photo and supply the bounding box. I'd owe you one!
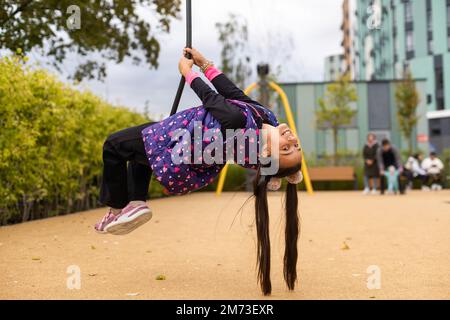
[362,133,379,195]
[376,139,405,195]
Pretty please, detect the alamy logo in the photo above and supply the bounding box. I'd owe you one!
[66,5,81,30]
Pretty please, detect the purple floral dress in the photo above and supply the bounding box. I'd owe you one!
[141,99,278,195]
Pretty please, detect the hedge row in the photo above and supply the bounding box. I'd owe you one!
[0,55,154,225]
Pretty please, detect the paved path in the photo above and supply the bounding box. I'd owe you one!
[1,191,449,299]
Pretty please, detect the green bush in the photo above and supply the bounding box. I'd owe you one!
[440,148,450,188]
[0,54,149,225]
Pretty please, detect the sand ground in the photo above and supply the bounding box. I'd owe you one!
[0,191,449,300]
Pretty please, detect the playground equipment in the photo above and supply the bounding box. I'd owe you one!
[215,80,314,195]
[166,0,313,195]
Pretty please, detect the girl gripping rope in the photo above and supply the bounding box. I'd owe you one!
[95,48,303,295]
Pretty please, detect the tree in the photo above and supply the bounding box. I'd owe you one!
[215,13,252,89]
[316,73,358,165]
[395,69,420,154]
[0,0,181,81]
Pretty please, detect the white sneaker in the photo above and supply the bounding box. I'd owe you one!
[422,186,430,192]
[362,188,370,195]
[371,189,378,195]
[431,184,442,191]
[105,202,152,235]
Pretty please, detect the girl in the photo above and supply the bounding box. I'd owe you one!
[95,48,303,295]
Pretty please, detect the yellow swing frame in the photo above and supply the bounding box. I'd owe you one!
[215,81,314,195]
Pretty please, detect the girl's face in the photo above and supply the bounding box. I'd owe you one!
[264,123,302,169]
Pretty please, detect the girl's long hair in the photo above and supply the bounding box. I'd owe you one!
[253,165,300,295]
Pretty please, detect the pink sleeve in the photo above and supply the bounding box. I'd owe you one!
[204,66,222,81]
[185,70,200,85]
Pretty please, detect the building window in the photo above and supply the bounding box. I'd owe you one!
[392,0,397,24]
[435,55,445,110]
[437,97,445,110]
[428,39,434,54]
[406,30,415,58]
[447,0,450,50]
[392,2,398,67]
[426,0,433,54]
[448,0,450,27]
[426,0,432,31]
[404,0,415,58]
[405,0,413,24]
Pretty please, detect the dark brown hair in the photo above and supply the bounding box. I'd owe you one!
[253,163,301,295]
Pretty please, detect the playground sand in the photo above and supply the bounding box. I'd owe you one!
[0,191,449,300]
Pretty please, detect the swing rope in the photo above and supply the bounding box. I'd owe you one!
[170,0,192,116]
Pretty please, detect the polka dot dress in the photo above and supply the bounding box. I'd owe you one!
[141,99,279,195]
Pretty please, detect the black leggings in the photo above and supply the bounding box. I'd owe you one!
[99,122,155,209]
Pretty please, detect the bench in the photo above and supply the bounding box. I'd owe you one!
[308,166,357,190]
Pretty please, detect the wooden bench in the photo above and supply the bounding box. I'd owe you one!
[308,166,357,190]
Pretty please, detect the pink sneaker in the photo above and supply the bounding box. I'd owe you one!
[95,209,121,234]
[105,203,152,235]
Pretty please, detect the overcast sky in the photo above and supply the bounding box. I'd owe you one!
[34,0,344,119]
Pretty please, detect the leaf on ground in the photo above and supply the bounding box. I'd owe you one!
[155,275,166,280]
[88,273,97,277]
[341,241,350,250]
[31,257,41,261]
[90,245,96,250]
[146,250,152,253]
[126,292,140,296]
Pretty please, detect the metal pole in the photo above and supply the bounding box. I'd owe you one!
[170,0,192,116]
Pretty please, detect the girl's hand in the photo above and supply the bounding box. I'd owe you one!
[178,55,194,77]
[183,47,207,68]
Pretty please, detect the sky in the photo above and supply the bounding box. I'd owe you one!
[31,0,344,119]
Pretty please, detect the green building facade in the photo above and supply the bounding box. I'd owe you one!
[324,54,345,81]
[353,0,450,112]
[280,79,428,158]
